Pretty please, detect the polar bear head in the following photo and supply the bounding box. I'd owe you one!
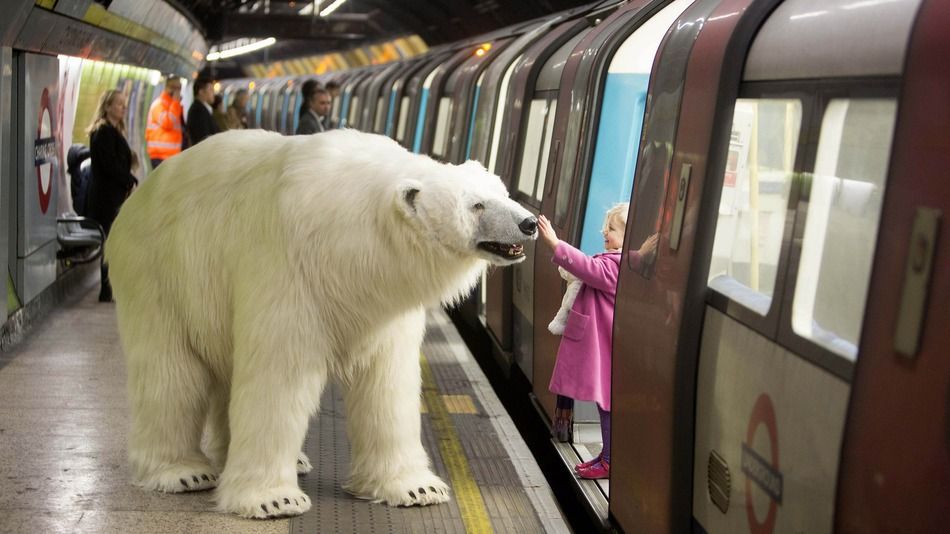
[394,159,536,266]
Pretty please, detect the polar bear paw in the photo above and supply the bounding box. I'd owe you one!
[346,471,451,507]
[136,463,219,493]
[218,485,312,519]
[296,451,313,475]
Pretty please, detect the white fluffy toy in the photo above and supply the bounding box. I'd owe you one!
[548,266,582,335]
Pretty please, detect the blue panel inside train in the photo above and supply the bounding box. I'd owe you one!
[464,85,481,160]
[412,88,430,153]
[578,73,649,256]
[385,89,397,136]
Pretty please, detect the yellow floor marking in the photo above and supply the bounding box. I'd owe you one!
[420,354,493,534]
[442,394,479,415]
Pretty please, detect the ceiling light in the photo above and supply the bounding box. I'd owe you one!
[207,38,277,61]
[319,0,347,16]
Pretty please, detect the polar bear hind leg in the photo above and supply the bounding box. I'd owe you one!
[213,312,326,519]
[342,309,450,506]
[119,305,219,494]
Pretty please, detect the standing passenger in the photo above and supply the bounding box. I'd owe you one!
[212,94,229,132]
[297,79,320,120]
[295,88,331,135]
[186,77,219,146]
[227,89,249,129]
[145,75,183,168]
[86,90,139,302]
[536,206,658,479]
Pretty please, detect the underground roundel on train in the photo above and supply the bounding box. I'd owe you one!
[34,87,56,214]
[742,393,782,534]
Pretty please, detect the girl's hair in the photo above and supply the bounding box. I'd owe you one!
[603,202,629,233]
[86,89,126,137]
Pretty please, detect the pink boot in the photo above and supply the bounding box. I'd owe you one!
[577,459,610,480]
[575,453,602,472]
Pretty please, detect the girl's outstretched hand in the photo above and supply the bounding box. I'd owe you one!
[538,215,559,251]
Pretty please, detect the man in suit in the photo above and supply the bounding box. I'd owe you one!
[186,77,219,146]
[295,88,331,135]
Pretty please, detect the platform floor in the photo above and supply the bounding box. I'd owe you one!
[0,283,569,533]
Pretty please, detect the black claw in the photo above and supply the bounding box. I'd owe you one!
[408,491,416,499]
[419,487,426,495]
[303,495,309,502]
[192,476,200,484]
[429,486,436,493]
[294,499,299,506]
[261,504,269,514]
[284,498,291,505]
[273,500,280,510]
[179,478,189,488]
[297,460,303,465]
[201,474,209,481]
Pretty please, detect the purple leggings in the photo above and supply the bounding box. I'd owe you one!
[599,405,611,463]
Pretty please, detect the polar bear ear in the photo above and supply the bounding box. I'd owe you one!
[395,179,423,217]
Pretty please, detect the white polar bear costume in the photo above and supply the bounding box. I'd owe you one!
[106,128,537,519]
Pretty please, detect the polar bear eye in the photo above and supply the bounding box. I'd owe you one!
[472,202,485,211]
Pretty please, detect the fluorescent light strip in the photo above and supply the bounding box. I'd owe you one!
[320,0,347,16]
[207,37,277,61]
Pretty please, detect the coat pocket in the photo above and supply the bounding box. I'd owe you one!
[563,309,589,341]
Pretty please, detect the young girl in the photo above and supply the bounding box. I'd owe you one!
[537,204,657,479]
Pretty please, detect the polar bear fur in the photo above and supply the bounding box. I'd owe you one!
[106,128,536,519]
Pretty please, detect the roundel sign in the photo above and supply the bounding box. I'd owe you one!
[741,393,783,534]
[34,87,56,214]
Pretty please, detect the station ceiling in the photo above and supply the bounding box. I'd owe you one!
[172,0,589,74]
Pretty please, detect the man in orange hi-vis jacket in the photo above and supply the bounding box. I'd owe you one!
[146,76,184,169]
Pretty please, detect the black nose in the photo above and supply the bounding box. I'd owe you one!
[519,216,538,235]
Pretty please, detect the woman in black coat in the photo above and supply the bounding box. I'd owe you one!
[86,89,138,302]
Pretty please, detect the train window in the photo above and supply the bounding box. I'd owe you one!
[516,98,551,202]
[432,97,453,158]
[708,99,801,315]
[348,96,361,129]
[488,54,523,174]
[397,96,410,142]
[791,98,897,360]
[374,96,385,132]
[536,100,558,203]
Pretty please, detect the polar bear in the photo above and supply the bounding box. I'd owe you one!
[106,128,536,519]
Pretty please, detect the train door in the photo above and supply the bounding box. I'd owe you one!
[834,1,950,529]
[398,52,451,149]
[534,0,696,498]
[509,30,590,386]
[459,19,559,341]
[611,0,778,531]
[442,38,513,165]
[691,0,924,531]
[363,63,399,133]
[483,17,595,369]
[413,47,474,156]
[382,57,429,138]
[351,66,380,131]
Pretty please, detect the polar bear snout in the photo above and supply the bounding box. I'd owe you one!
[518,216,538,236]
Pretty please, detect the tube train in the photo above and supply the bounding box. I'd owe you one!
[225,1,949,532]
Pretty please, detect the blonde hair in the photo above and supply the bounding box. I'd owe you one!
[86,89,126,137]
[602,202,629,234]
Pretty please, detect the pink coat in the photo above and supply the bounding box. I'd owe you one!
[547,241,621,411]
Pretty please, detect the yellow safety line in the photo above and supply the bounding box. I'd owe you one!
[420,353,493,534]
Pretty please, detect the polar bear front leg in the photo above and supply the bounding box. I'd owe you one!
[214,342,326,519]
[342,310,450,506]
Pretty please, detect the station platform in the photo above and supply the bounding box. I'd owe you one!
[0,277,569,533]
